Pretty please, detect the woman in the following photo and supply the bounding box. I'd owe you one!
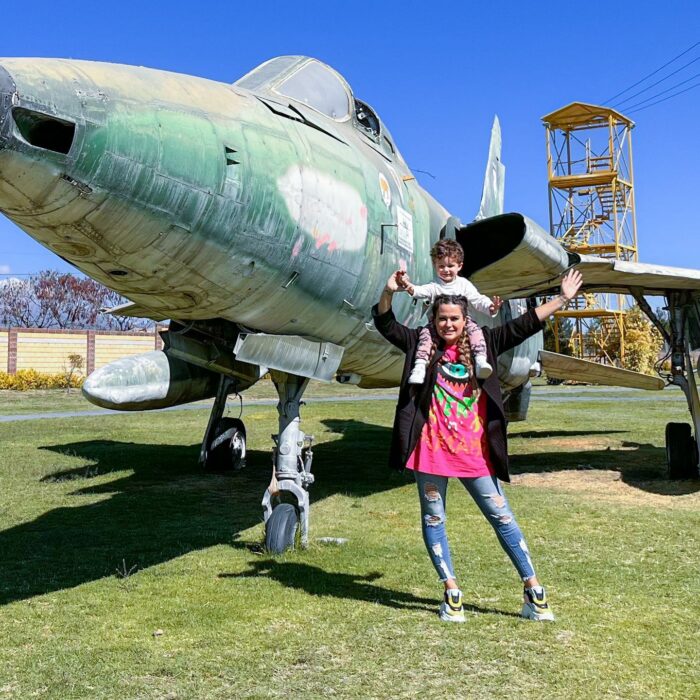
[373,268,582,622]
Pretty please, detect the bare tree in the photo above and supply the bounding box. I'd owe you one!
[0,271,154,330]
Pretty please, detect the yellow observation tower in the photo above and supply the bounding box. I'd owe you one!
[542,102,638,364]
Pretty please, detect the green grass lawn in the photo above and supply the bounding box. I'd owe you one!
[0,390,698,699]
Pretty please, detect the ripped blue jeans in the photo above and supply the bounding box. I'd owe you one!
[413,471,536,583]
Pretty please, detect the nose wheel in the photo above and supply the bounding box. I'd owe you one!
[265,503,300,553]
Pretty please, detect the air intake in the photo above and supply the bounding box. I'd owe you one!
[12,107,75,154]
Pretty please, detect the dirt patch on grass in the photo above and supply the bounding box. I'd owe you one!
[544,437,633,451]
[512,470,700,509]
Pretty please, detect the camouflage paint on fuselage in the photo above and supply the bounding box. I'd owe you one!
[0,56,516,388]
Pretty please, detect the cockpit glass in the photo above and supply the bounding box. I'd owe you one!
[276,61,351,121]
[355,99,381,137]
[235,56,299,91]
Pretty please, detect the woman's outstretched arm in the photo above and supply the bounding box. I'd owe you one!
[377,270,401,314]
[373,271,416,353]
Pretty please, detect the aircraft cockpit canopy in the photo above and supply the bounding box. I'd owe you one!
[235,56,352,122]
[235,57,404,164]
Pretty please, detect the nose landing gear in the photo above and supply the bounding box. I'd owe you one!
[262,371,315,553]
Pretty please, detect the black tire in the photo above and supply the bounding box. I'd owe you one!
[265,503,299,554]
[665,422,698,479]
[204,418,246,472]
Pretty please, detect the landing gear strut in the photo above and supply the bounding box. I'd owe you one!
[262,371,315,553]
[635,290,700,479]
[199,375,247,472]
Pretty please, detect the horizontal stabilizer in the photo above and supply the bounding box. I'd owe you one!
[539,350,664,391]
[105,300,169,322]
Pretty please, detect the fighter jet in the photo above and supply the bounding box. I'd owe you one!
[0,55,698,552]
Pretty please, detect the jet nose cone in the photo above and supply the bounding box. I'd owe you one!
[0,63,15,148]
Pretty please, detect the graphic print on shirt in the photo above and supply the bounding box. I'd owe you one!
[432,357,483,457]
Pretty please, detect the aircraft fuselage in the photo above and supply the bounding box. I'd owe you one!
[0,57,534,391]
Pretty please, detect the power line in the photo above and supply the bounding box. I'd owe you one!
[603,40,700,104]
[616,70,700,111]
[611,54,700,108]
[627,80,700,115]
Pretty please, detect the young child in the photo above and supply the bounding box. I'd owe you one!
[397,239,502,384]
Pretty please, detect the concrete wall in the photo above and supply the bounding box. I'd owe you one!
[2,327,164,375]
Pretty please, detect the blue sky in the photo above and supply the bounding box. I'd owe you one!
[0,1,698,276]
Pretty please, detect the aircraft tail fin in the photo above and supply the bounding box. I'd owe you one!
[475,116,505,220]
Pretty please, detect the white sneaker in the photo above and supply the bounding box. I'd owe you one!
[408,360,427,384]
[521,585,555,621]
[474,355,493,379]
[439,589,466,623]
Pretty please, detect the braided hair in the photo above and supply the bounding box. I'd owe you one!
[428,294,480,398]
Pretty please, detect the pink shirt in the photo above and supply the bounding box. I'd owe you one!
[406,344,494,478]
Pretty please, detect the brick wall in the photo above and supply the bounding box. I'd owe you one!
[2,327,166,375]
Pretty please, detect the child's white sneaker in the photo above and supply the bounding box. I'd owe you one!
[474,355,493,379]
[408,359,427,384]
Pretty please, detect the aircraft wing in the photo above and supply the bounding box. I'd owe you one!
[573,256,700,296]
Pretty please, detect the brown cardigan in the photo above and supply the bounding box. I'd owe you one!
[371,304,545,483]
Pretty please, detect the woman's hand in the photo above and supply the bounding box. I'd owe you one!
[534,269,584,322]
[560,269,583,302]
[385,270,403,293]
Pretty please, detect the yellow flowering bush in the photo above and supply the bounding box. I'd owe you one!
[0,370,84,390]
[621,307,664,375]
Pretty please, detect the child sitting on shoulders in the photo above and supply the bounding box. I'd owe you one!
[396,239,502,384]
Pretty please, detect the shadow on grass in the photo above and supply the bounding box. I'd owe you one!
[0,419,403,606]
[2,417,696,607]
[512,429,627,439]
[219,558,521,618]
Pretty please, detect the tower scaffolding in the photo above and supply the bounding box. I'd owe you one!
[542,102,638,364]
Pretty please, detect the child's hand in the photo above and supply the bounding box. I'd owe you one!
[489,296,503,315]
[396,270,411,290]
